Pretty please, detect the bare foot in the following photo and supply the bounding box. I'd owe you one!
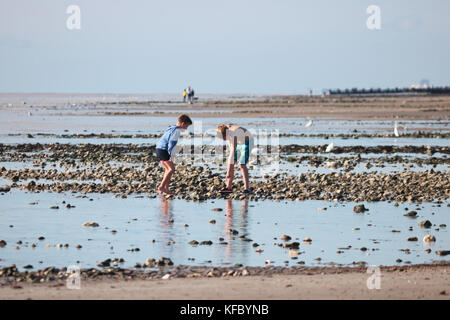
[157,186,165,194]
[163,189,174,195]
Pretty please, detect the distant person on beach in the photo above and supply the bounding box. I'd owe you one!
[183,89,187,102]
[186,86,192,104]
[187,86,195,104]
[156,114,193,195]
[217,124,254,194]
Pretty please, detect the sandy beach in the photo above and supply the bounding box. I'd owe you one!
[1,264,449,300]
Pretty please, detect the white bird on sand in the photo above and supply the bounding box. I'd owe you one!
[325,142,334,153]
[394,121,399,137]
[305,120,313,128]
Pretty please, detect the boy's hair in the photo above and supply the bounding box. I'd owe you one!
[178,114,192,125]
[217,124,228,140]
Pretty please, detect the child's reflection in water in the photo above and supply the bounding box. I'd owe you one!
[224,199,249,264]
[158,196,175,256]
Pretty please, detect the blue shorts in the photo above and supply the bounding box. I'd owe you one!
[234,139,253,165]
[156,148,170,161]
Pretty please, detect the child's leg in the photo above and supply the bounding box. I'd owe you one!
[160,160,175,193]
[226,163,234,190]
[239,164,250,190]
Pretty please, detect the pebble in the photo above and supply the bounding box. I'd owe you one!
[82,222,99,227]
[280,234,291,241]
[288,250,299,257]
[423,235,436,242]
[419,220,432,228]
[404,211,417,217]
[354,205,368,213]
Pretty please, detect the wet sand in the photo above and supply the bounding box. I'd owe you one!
[1,264,449,300]
[2,94,450,120]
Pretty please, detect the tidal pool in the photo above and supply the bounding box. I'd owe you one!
[0,189,448,271]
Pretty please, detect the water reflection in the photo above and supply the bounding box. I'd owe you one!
[157,196,175,257]
[223,199,250,265]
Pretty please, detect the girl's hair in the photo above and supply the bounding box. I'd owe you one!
[217,124,228,140]
[178,114,192,125]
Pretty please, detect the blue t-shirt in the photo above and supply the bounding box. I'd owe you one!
[156,126,181,156]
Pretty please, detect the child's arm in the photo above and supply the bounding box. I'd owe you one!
[227,137,236,165]
[167,128,181,156]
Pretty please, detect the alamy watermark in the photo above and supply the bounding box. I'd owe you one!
[172,121,280,176]
[66,264,81,289]
[366,5,381,30]
[366,266,381,289]
[66,5,81,30]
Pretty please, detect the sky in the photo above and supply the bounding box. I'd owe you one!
[0,0,449,94]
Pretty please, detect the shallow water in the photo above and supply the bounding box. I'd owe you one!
[0,189,448,271]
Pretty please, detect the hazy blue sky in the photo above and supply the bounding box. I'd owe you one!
[1,0,449,94]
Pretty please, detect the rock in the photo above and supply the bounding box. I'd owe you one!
[38,236,45,240]
[423,235,436,242]
[145,258,155,267]
[354,205,368,213]
[162,274,171,280]
[436,250,450,256]
[288,250,299,257]
[82,222,99,227]
[360,247,368,251]
[50,206,59,209]
[209,219,216,224]
[283,242,300,249]
[419,220,432,228]
[404,211,417,217]
[97,259,111,267]
[280,234,291,241]
[212,208,223,212]
[303,237,312,243]
[200,240,213,245]
[325,162,337,170]
[188,240,199,245]
[0,240,6,247]
[407,237,418,241]
[23,265,33,269]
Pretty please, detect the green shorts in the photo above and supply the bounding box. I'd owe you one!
[234,139,253,165]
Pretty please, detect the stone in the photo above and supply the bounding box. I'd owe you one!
[419,220,432,228]
[353,204,368,213]
[288,250,299,257]
[280,234,291,241]
[404,211,417,217]
[82,222,99,227]
[423,235,436,242]
[407,237,418,241]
